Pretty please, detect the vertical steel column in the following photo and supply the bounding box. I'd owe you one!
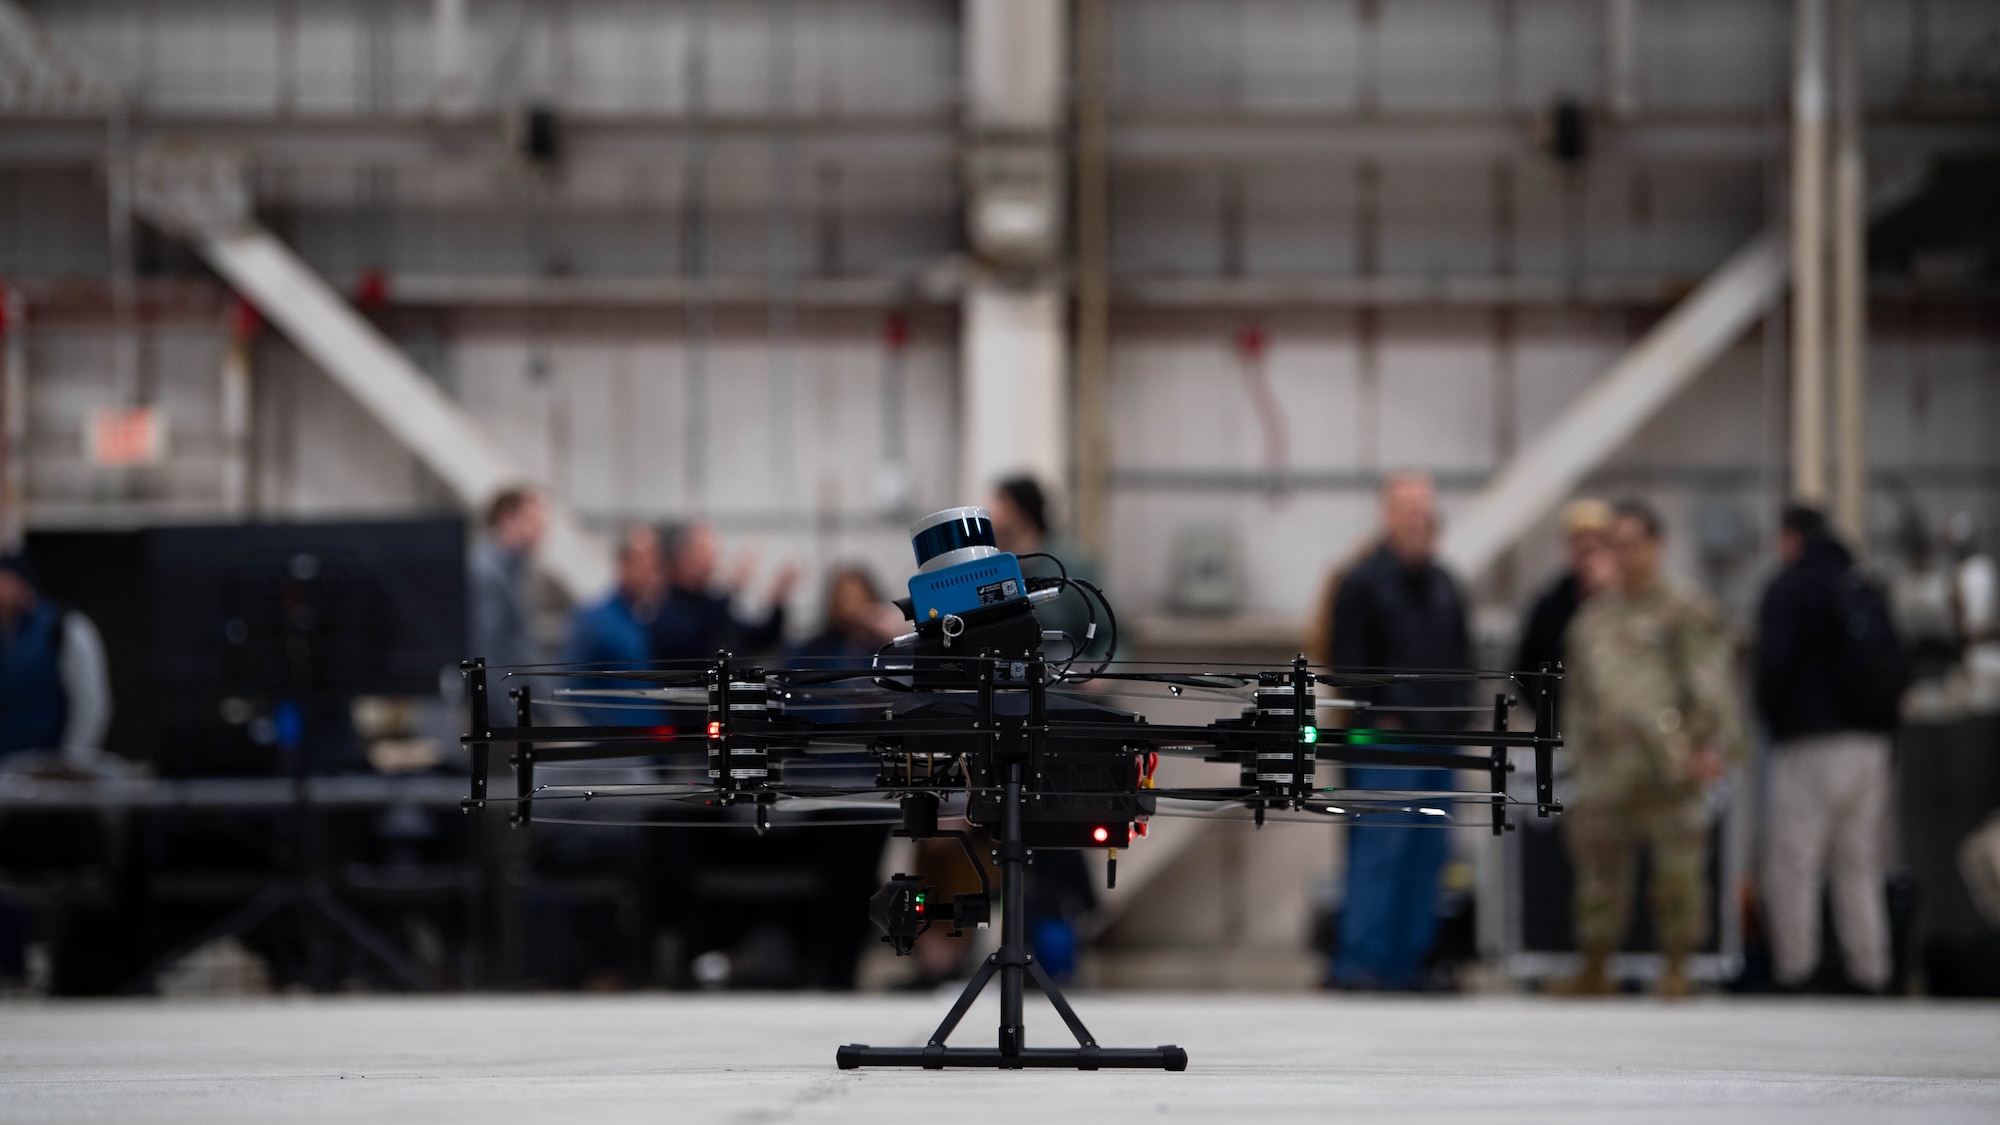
[1072,0,1110,558]
[1604,0,1641,122]
[221,301,255,516]
[0,285,24,549]
[766,0,798,493]
[1830,0,1867,546]
[1791,0,1830,503]
[683,0,712,508]
[998,757,1026,1061]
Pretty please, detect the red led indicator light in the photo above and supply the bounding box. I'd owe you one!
[707,720,722,739]
[1092,826,1110,843]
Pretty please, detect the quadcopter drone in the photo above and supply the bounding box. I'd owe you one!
[461,506,1563,1072]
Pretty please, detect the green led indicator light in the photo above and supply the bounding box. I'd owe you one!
[1302,726,1319,744]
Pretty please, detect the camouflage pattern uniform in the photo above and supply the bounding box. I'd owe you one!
[1562,580,1747,958]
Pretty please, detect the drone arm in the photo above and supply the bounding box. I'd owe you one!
[460,659,491,813]
[1532,661,1563,816]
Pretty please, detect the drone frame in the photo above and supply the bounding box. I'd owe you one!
[460,650,1562,1072]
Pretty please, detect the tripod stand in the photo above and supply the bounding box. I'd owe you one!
[126,696,430,993]
[837,761,1186,1071]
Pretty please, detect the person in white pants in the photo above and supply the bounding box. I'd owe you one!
[1764,731,1891,989]
[1756,506,1901,992]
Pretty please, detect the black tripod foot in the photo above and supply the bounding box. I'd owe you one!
[836,1045,1187,1071]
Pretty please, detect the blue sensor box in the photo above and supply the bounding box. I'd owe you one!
[908,553,1028,622]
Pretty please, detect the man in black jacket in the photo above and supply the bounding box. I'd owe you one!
[1757,505,1893,992]
[651,522,800,662]
[1326,473,1471,990]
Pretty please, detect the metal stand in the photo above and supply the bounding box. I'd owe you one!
[127,694,429,993]
[837,764,1185,1071]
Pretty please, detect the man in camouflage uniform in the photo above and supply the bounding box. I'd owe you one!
[1556,500,1747,997]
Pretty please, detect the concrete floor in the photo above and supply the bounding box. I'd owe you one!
[3,993,1998,1124]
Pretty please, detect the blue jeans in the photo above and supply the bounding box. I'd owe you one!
[1329,760,1450,990]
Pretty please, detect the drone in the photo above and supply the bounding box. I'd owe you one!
[461,506,1564,1072]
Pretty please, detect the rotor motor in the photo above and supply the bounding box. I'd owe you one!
[1252,670,1315,803]
[707,667,776,792]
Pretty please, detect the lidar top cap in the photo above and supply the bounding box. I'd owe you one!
[909,507,1001,573]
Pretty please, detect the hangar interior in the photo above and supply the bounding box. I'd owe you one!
[1,2,1999,1117]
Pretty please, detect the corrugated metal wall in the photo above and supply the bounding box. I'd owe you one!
[3,0,1995,633]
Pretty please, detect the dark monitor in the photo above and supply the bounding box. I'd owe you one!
[24,518,466,775]
[148,519,466,699]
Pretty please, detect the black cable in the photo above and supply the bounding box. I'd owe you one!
[1016,550,1094,679]
[1066,575,1119,681]
[1052,575,1098,680]
[1015,551,1068,584]
[870,634,917,694]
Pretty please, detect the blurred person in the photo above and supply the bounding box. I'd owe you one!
[1888,503,1961,696]
[652,522,800,662]
[1757,505,1905,993]
[754,566,896,989]
[562,525,667,716]
[1326,472,1471,991]
[469,487,547,724]
[0,553,115,985]
[1556,500,1746,998]
[788,566,905,666]
[533,525,670,989]
[988,478,1102,975]
[0,552,110,767]
[1513,499,1616,710]
[1946,512,2000,712]
[990,476,1109,666]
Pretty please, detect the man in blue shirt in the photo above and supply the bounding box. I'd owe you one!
[561,525,666,725]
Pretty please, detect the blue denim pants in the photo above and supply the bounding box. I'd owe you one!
[1328,760,1450,990]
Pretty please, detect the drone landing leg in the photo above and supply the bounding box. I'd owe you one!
[838,761,1187,1072]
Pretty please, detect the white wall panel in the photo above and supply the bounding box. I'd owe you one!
[1239,0,1361,113]
[1642,0,1786,112]
[1109,167,1226,277]
[1377,0,1504,112]
[1242,163,1359,277]
[1514,0,1604,110]
[1110,0,1238,113]
[0,171,107,279]
[1378,165,1494,277]
[1376,311,1499,470]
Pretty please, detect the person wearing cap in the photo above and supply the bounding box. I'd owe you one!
[1514,499,1617,709]
[0,552,111,766]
